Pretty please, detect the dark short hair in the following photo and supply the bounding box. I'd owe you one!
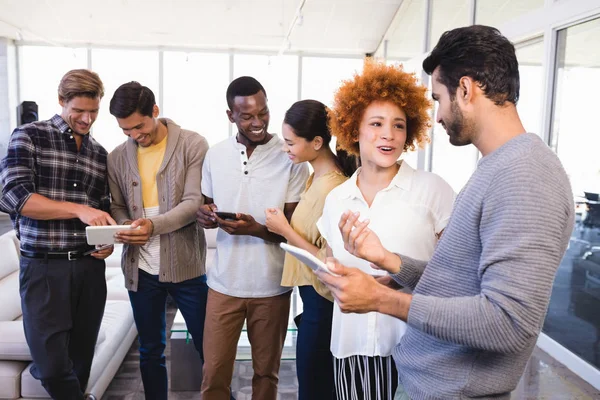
[284,99,359,177]
[423,25,520,106]
[226,76,267,110]
[284,100,331,144]
[109,81,155,118]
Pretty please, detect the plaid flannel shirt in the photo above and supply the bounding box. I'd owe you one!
[0,114,110,252]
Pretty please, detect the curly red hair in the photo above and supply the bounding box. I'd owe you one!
[328,60,432,156]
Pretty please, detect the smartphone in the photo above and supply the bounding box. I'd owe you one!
[83,244,113,256]
[214,211,239,220]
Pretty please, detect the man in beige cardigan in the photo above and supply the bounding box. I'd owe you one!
[106,81,209,400]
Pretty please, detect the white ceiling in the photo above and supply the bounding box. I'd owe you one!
[0,0,402,55]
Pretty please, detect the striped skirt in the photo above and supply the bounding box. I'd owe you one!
[333,355,398,400]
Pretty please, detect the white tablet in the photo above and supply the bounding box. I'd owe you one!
[280,243,339,276]
[86,225,133,245]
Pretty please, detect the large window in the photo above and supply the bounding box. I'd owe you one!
[543,17,600,370]
[91,49,159,152]
[475,0,544,27]
[233,54,298,137]
[515,37,545,136]
[301,57,363,107]
[19,46,88,121]
[162,51,230,146]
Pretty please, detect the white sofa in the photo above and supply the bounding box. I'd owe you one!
[0,230,137,400]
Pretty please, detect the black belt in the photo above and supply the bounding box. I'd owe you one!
[20,249,92,261]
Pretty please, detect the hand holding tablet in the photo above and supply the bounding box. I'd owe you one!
[280,243,339,276]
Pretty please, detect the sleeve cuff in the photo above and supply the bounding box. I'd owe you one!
[406,293,431,332]
[390,254,423,289]
[149,215,165,236]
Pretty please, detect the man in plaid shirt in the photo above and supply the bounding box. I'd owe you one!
[0,69,115,400]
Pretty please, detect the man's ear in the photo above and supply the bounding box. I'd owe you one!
[152,104,160,118]
[457,76,476,105]
[313,136,324,151]
[226,109,234,123]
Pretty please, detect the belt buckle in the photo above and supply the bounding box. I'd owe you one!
[68,251,77,261]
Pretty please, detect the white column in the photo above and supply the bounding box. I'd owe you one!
[0,37,18,159]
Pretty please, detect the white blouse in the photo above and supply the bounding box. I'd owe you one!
[317,161,455,359]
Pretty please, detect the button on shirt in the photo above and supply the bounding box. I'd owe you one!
[317,161,455,358]
[0,115,110,252]
[202,135,309,298]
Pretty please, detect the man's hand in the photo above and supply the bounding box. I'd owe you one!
[314,258,382,314]
[339,210,401,274]
[90,245,114,260]
[197,204,218,229]
[265,208,291,236]
[217,213,259,236]
[76,204,116,226]
[114,218,153,245]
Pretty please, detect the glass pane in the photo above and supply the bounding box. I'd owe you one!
[476,0,544,27]
[385,0,426,60]
[544,17,600,370]
[233,55,298,137]
[515,38,544,136]
[429,102,478,192]
[163,52,230,146]
[301,57,363,107]
[91,49,159,152]
[429,0,471,50]
[19,46,88,121]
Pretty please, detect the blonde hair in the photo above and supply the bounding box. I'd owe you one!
[58,69,104,102]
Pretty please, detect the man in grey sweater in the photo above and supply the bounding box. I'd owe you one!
[315,25,574,400]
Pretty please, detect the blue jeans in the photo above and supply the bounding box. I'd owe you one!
[296,285,335,400]
[129,270,208,400]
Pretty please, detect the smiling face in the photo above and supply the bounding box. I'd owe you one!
[227,91,270,145]
[281,123,321,164]
[116,105,162,147]
[357,100,407,170]
[59,96,100,135]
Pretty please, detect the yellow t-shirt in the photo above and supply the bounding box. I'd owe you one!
[281,170,348,301]
[137,135,167,209]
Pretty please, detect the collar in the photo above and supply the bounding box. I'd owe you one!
[51,114,76,135]
[338,160,414,200]
[231,133,280,152]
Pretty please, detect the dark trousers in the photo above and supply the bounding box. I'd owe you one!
[128,269,208,400]
[297,285,335,400]
[19,255,107,400]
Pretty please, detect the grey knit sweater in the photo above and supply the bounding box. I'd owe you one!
[391,133,574,400]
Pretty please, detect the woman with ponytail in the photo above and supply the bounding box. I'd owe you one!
[265,99,357,400]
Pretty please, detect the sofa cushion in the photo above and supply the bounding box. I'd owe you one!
[106,274,130,301]
[0,232,19,280]
[0,321,30,360]
[21,301,136,399]
[0,360,28,399]
[0,271,22,322]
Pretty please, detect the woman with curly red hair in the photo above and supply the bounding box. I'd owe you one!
[316,60,455,399]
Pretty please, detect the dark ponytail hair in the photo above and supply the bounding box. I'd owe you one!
[284,100,359,177]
